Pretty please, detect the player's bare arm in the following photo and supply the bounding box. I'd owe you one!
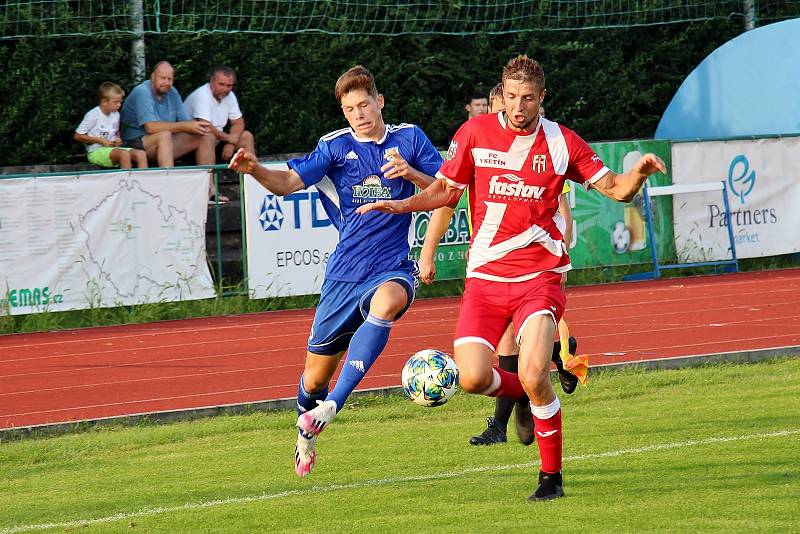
[418,206,456,285]
[590,153,666,202]
[356,177,463,215]
[228,148,304,196]
[380,152,436,190]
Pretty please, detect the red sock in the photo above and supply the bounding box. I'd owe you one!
[486,366,525,399]
[533,408,562,473]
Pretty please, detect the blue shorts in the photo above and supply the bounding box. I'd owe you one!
[307,259,419,356]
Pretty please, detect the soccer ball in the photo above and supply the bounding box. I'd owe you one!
[401,349,459,407]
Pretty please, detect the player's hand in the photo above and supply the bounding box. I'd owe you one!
[418,255,436,285]
[221,142,235,162]
[113,138,123,147]
[100,139,115,147]
[228,148,258,174]
[635,153,667,176]
[356,200,402,215]
[381,149,409,180]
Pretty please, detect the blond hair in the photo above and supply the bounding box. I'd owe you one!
[488,83,504,113]
[502,55,545,91]
[334,65,378,102]
[99,82,124,102]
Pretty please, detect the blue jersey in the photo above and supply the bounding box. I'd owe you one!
[289,123,443,282]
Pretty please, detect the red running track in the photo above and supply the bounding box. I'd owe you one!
[2,269,799,431]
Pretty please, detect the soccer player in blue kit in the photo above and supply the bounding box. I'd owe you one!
[228,65,443,477]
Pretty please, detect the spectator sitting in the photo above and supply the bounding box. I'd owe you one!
[120,61,215,170]
[74,82,148,169]
[183,65,256,165]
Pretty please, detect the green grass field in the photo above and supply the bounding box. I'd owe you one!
[1,359,799,533]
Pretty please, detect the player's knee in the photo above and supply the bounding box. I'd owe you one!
[519,370,550,395]
[118,150,131,164]
[302,372,329,394]
[458,370,493,394]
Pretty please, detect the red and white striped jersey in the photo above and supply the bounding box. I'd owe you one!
[437,112,609,282]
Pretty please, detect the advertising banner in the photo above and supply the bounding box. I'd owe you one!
[244,164,339,298]
[671,137,800,261]
[0,169,215,315]
[569,139,675,268]
[408,193,470,281]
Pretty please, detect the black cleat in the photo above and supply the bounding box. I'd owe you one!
[469,417,507,446]
[527,471,565,502]
[552,336,579,395]
[513,398,535,446]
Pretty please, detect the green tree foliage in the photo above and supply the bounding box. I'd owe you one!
[0,20,742,167]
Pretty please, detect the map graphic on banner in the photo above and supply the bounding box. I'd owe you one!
[0,169,215,315]
[671,137,800,262]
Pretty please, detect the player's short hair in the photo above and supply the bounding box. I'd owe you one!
[210,65,236,82]
[335,65,378,102]
[502,55,546,91]
[98,82,124,102]
[465,92,487,105]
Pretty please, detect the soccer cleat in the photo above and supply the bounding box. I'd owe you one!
[469,416,507,446]
[527,471,565,502]
[296,399,338,437]
[294,431,317,477]
[513,399,535,446]
[552,336,579,395]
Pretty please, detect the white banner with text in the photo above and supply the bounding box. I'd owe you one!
[671,137,800,262]
[0,169,215,315]
[244,164,339,298]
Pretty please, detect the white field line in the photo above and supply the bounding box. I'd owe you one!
[1,428,798,533]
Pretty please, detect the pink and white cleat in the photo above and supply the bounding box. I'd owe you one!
[294,432,317,477]
[296,399,338,437]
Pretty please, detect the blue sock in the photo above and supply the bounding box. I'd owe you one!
[327,314,393,413]
[296,373,329,416]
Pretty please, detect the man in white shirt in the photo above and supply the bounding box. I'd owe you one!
[184,65,256,164]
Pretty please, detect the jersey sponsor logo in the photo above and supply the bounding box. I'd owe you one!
[345,150,359,160]
[488,174,546,201]
[446,140,457,161]
[532,154,547,173]
[352,175,391,200]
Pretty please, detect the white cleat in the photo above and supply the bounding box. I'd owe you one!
[296,399,338,437]
[294,431,317,477]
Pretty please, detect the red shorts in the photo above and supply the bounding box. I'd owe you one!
[454,272,566,351]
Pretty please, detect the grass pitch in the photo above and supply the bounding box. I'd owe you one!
[1,358,799,533]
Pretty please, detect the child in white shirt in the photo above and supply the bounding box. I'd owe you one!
[74,82,148,169]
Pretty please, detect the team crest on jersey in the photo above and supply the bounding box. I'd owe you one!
[352,175,392,200]
[446,140,457,161]
[384,147,400,161]
[532,154,547,173]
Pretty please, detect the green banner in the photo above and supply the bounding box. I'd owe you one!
[409,193,470,280]
[570,139,674,268]
[410,139,675,279]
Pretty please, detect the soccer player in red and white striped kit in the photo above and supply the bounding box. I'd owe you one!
[358,55,666,501]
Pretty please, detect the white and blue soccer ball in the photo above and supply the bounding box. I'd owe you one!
[401,349,459,407]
